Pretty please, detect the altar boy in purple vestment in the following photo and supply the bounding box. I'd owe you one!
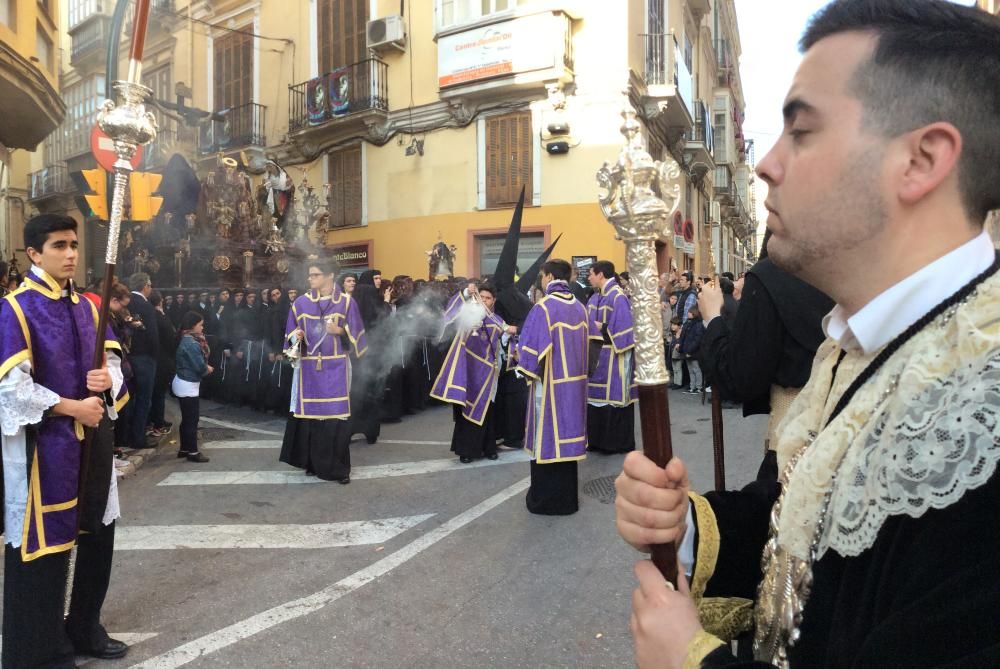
[279,258,366,483]
[516,259,589,515]
[585,260,638,454]
[433,284,516,462]
[0,215,131,667]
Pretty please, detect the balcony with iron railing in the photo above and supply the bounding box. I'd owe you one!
[714,164,735,205]
[28,163,73,203]
[70,13,112,68]
[288,59,389,134]
[685,100,714,168]
[198,103,267,154]
[634,32,694,135]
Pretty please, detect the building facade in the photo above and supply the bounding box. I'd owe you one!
[0,0,65,279]
[14,0,756,285]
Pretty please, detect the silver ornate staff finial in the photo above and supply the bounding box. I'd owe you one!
[596,100,682,386]
[97,81,158,266]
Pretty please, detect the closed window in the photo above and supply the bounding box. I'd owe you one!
[214,29,253,110]
[36,25,52,72]
[318,0,367,74]
[438,0,529,31]
[1,0,15,29]
[484,111,533,209]
[327,146,363,229]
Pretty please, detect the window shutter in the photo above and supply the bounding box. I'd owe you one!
[485,111,532,208]
[318,0,368,74]
[327,146,363,228]
[214,30,253,110]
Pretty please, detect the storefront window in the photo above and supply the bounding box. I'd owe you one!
[476,231,544,277]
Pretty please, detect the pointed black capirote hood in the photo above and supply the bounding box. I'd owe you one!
[515,234,561,294]
[492,185,526,290]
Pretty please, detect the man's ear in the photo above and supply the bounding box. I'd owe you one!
[897,122,962,207]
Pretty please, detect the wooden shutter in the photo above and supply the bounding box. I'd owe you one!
[486,111,533,208]
[328,146,363,228]
[214,29,253,110]
[318,0,368,74]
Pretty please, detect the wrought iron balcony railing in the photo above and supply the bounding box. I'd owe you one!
[688,101,714,155]
[198,102,267,154]
[28,164,72,202]
[288,58,389,132]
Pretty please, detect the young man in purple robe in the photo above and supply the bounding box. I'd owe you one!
[432,284,517,463]
[0,215,131,666]
[586,260,638,454]
[279,258,366,483]
[516,259,590,515]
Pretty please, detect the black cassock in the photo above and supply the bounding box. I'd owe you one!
[692,452,1000,667]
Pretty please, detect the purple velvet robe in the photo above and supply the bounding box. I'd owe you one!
[430,291,471,406]
[587,277,638,406]
[0,270,127,561]
[285,287,366,419]
[516,280,589,463]
[431,291,506,424]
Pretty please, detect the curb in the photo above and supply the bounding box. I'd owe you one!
[115,405,182,480]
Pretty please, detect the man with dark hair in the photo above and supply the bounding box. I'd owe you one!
[280,258,366,483]
[585,260,636,454]
[617,2,1000,667]
[1,214,130,665]
[126,271,160,449]
[675,271,697,324]
[516,258,589,514]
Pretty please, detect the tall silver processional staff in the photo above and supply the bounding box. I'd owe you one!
[77,0,157,531]
[597,104,683,583]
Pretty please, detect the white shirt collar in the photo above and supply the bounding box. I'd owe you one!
[30,264,70,297]
[823,229,995,354]
[131,290,148,301]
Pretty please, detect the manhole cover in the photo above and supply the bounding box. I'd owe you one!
[582,475,618,504]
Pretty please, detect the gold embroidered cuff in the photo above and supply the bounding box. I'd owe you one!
[689,492,720,602]
[682,630,726,669]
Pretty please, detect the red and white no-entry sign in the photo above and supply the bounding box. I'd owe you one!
[91,125,144,172]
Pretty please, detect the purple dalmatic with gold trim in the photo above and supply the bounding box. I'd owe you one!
[516,280,589,463]
[286,287,366,419]
[430,291,472,405]
[587,277,638,406]
[0,270,127,561]
[431,291,507,425]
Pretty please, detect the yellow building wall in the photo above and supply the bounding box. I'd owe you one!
[0,0,60,89]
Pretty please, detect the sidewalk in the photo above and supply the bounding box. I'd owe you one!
[114,402,182,480]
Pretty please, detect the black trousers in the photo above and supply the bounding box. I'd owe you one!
[2,521,116,669]
[178,395,200,454]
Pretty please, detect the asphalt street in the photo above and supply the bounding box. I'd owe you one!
[2,391,767,668]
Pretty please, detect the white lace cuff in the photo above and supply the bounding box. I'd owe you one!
[0,361,60,437]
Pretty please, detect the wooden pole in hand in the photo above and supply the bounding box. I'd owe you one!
[597,104,685,585]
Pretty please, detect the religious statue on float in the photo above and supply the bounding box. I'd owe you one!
[256,159,295,232]
[426,233,458,280]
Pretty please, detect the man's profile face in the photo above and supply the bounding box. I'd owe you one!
[587,268,601,289]
[756,32,888,285]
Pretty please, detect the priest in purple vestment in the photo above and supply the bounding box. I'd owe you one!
[516,259,590,515]
[586,260,638,454]
[279,258,367,483]
[0,215,131,666]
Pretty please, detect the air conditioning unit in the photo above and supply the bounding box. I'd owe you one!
[367,15,406,52]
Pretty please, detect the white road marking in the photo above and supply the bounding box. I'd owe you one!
[201,438,452,449]
[157,451,531,486]
[114,516,434,550]
[198,416,284,436]
[127,477,531,669]
[201,440,282,449]
[376,439,451,446]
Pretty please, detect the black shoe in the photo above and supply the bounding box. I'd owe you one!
[177,450,188,458]
[186,452,210,463]
[75,638,128,660]
[366,434,377,445]
[305,470,316,476]
[486,453,499,460]
[460,456,473,464]
[337,477,351,485]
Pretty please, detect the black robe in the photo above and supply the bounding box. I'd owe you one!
[694,453,1000,667]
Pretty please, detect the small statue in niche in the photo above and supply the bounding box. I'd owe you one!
[426,233,458,280]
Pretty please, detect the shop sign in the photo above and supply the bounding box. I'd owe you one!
[331,243,370,269]
[438,13,560,88]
